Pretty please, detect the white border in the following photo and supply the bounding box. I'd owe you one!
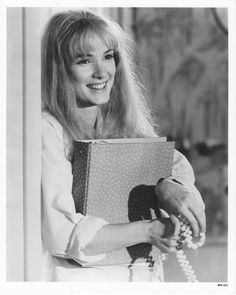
[0,0,234,8]
[1,0,235,294]
[0,0,7,287]
[227,0,236,292]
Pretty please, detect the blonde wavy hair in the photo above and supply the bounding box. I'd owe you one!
[41,9,157,139]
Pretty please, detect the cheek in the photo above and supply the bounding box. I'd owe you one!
[110,63,116,80]
[71,68,91,85]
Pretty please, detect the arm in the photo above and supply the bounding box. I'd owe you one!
[42,114,179,265]
[155,149,206,237]
[84,216,180,256]
[42,114,110,264]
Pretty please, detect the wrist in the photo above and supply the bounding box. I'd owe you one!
[141,220,153,243]
[144,219,165,243]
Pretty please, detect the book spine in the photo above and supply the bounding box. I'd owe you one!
[84,144,92,215]
[72,141,91,215]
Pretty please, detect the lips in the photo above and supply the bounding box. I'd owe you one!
[87,82,107,90]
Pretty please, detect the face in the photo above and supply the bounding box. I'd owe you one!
[70,36,116,107]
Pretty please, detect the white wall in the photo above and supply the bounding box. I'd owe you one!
[7,7,24,282]
[7,7,47,282]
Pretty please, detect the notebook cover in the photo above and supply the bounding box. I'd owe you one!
[72,138,175,265]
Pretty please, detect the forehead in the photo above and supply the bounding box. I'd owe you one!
[80,35,112,54]
[68,29,117,61]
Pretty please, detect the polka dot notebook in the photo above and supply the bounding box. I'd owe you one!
[72,138,175,266]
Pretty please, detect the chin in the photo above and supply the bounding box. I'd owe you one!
[76,94,110,107]
[91,95,110,106]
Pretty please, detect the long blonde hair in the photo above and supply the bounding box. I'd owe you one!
[41,9,157,139]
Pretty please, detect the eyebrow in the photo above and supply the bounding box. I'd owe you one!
[77,49,114,58]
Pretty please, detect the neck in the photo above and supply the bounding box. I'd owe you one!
[76,106,98,128]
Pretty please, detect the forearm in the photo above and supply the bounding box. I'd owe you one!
[83,220,163,256]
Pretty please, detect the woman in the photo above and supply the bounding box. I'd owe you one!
[41,9,206,281]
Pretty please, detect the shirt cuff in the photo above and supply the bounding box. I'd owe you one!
[67,215,108,266]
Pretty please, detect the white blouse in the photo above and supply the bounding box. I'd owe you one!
[41,111,204,282]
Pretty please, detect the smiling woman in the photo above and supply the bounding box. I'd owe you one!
[70,37,116,108]
[41,9,206,282]
[41,9,157,140]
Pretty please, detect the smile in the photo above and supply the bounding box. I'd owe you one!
[87,82,107,90]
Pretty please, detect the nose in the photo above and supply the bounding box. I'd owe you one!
[92,62,106,79]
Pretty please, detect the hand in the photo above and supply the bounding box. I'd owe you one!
[155,179,206,237]
[147,215,180,253]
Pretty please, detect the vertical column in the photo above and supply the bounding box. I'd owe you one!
[6,7,24,282]
[22,7,44,281]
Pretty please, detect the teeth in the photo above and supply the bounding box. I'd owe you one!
[87,83,106,90]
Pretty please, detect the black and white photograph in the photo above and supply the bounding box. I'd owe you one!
[2,0,236,294]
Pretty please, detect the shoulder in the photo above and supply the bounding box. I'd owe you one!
[42,111,63,131]
[41,111,73,158]
[41,110,64,147]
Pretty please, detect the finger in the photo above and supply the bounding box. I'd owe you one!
[192,185,205,210]
[153,241,175,253]
[184,191,207,233]
[170,214,181,238]
[189,205,206,233]
[151,235,178,253]
[178,208,200,237]
[151,237,170,253]
[159,237,178,248]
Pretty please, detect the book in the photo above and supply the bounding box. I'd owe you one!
[71,137,175,266]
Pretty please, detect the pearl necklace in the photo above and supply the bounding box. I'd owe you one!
[177,215,205,249]
[155,215,206,282]
[128,216,206,282]
[174,215,206,282]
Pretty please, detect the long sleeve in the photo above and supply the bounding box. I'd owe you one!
[168,149,205,207]
[41,112,108,266]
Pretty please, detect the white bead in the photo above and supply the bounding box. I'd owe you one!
[175,216,205,282]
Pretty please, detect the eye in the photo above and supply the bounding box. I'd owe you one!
[75,58,91,65]
[104,52,114,60]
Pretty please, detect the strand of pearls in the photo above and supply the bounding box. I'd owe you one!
[175,215,206,282]
[155,216,206,282]
[128,216,206,282]
[177,215,206,250]
[176,249,198,282]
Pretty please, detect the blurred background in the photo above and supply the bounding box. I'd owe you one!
[7,7,228,282]
[109,6,228,240]
[112,7,228,282]
[114,7,228,282]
